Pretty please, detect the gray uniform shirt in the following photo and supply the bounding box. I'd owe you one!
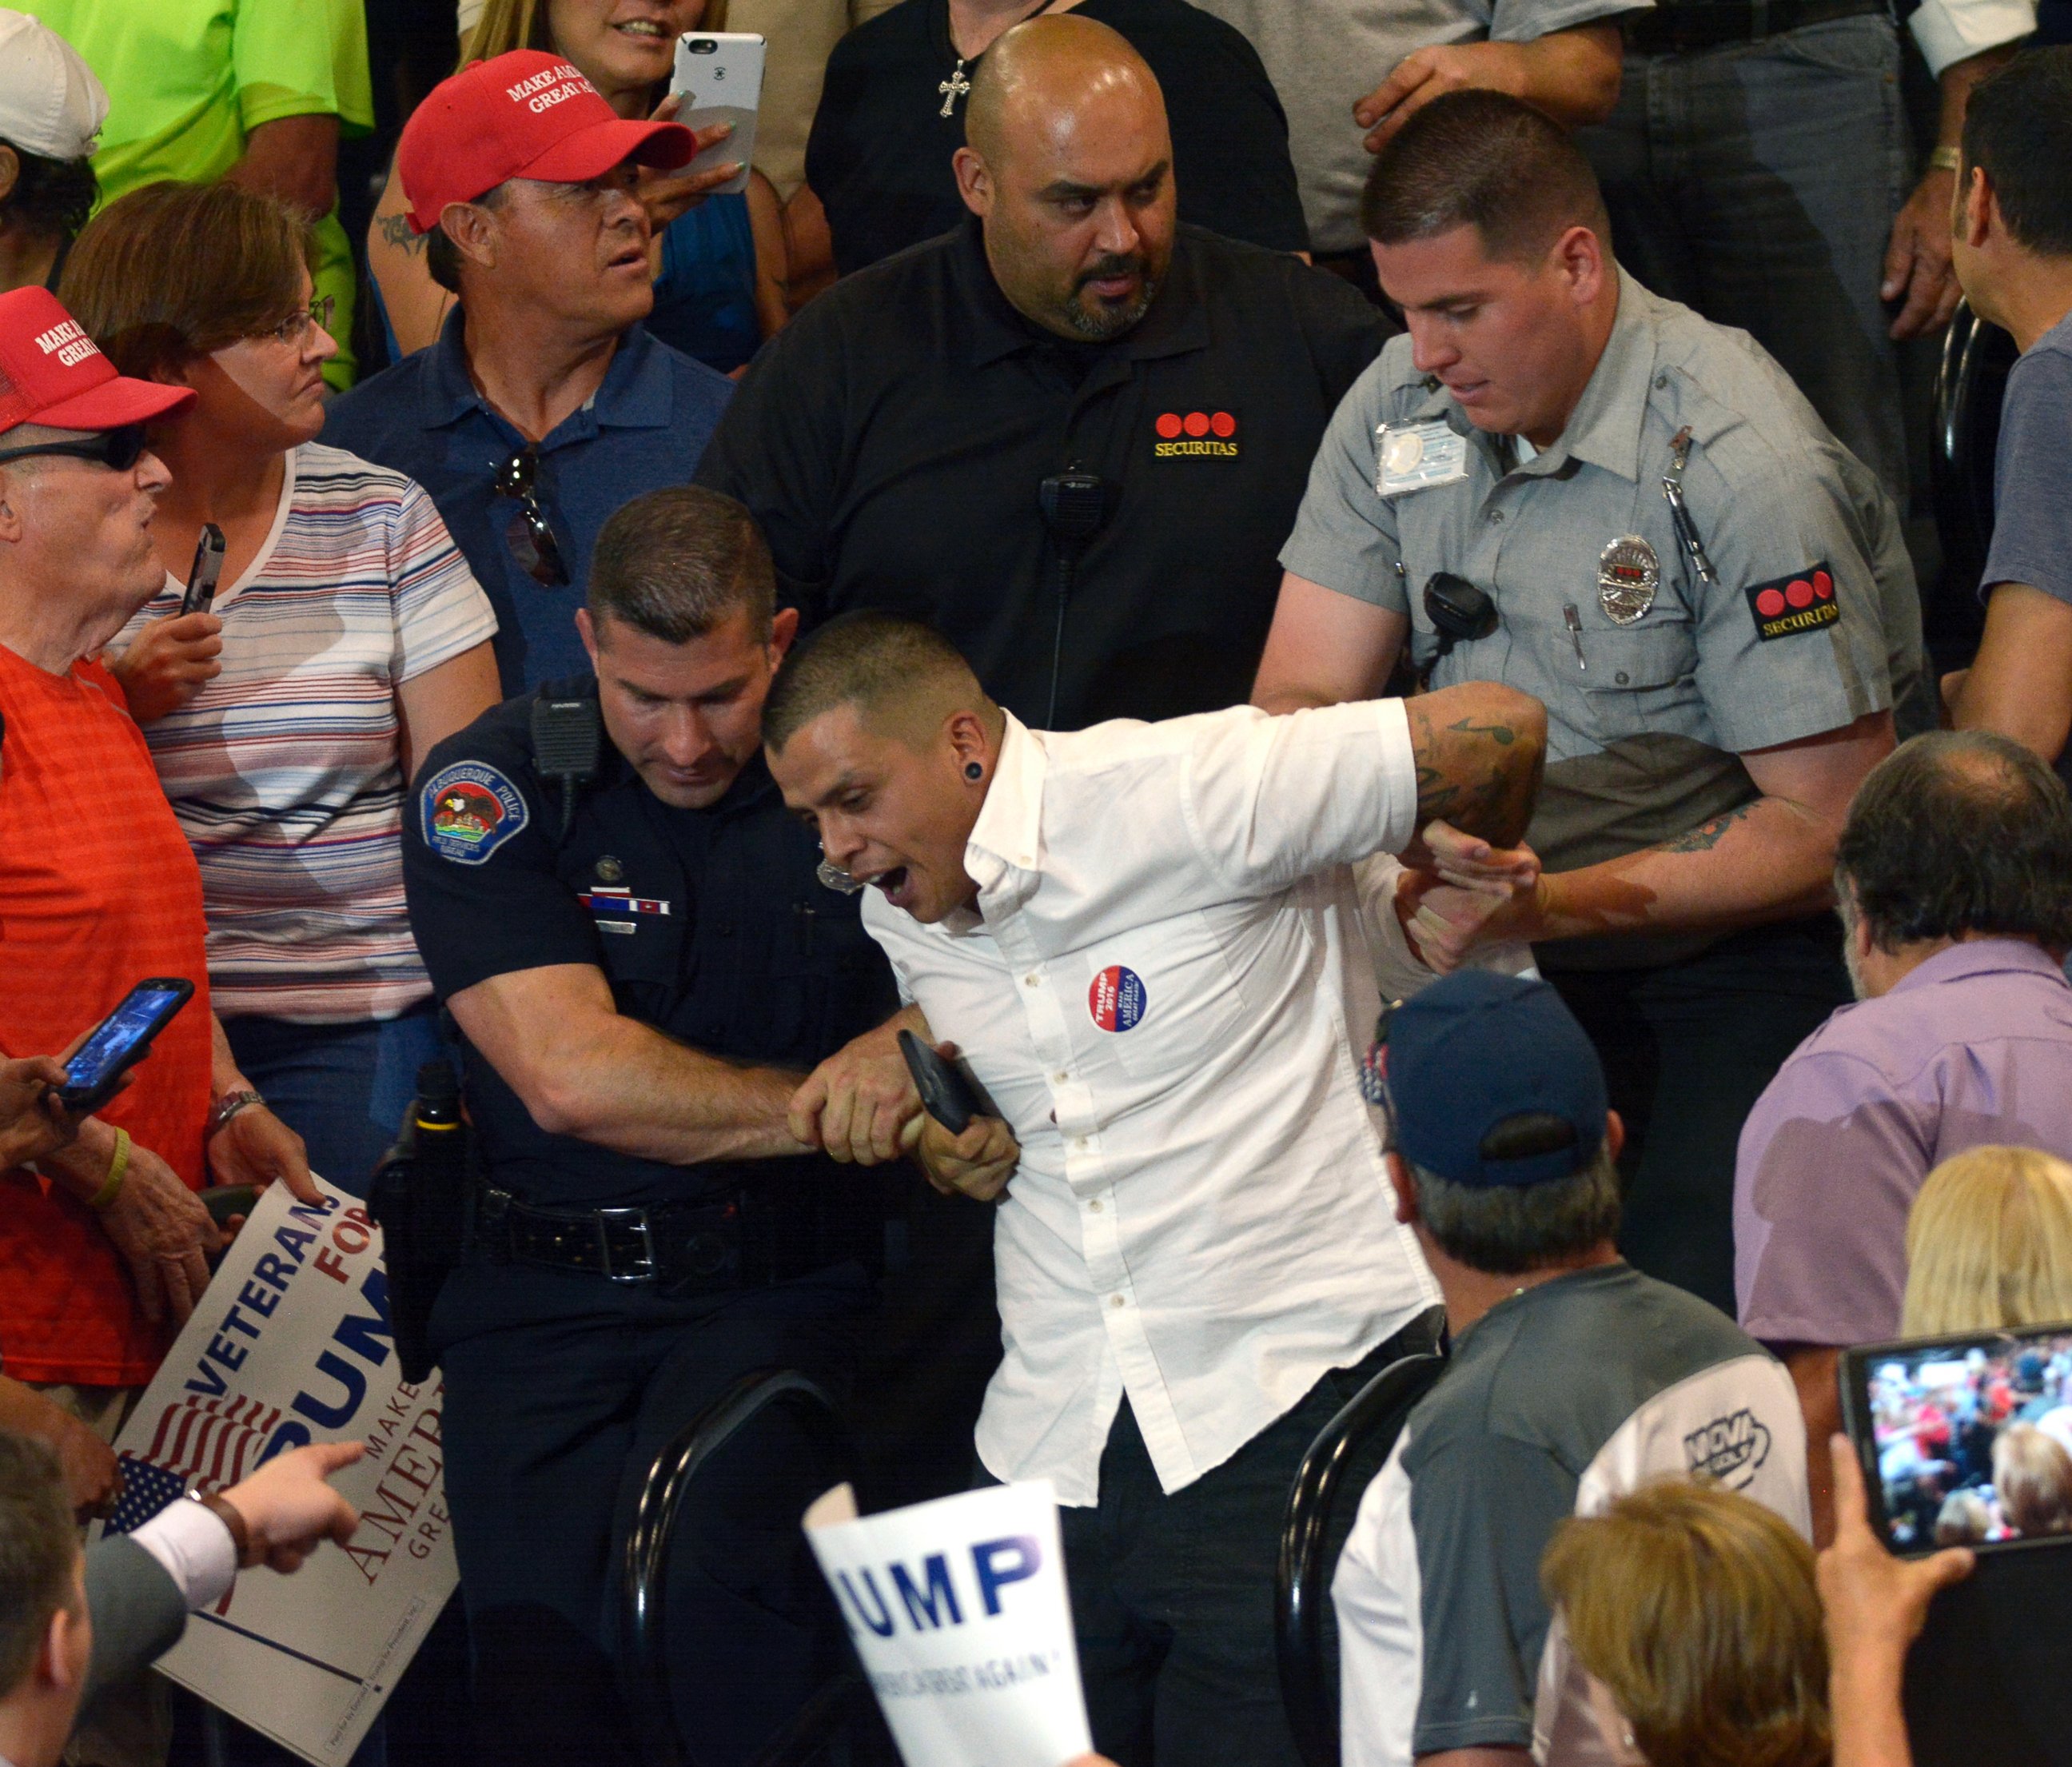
[1282,269,1923,963]
[1190,0,1644,254]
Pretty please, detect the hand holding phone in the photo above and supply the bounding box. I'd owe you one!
[58,979,196,1115]
[899,1030,982,1135]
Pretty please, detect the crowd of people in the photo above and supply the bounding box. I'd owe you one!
[3,2,2072,1766]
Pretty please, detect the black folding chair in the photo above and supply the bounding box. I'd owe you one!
[1928,301,2018,608]
[620,1368,883,1767]
[1275,1347,1449,1767]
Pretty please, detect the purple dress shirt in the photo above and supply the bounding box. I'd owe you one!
[1734,939,2072,1346]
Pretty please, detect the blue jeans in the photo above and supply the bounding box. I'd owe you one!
[1578,15,1911,503]
[221,1003,444,1199]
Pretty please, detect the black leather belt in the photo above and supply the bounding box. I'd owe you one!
[1626,0,1886,53]
[474,1185,752,1289]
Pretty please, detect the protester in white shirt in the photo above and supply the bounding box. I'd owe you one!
[769,610,1546,1767]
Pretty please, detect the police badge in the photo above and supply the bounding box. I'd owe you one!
[1596,535,1660,625]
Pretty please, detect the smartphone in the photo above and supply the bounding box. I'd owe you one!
[180,524,226,617]
[204,1183,261,1227]
[1839,1322,2072,1558]
[669,31,765,197]
[898,1030,983,1136]
[58,979,197,1114]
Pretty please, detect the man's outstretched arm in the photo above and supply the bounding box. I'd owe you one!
[1404,680,1547,850]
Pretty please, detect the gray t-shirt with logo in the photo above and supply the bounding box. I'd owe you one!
[1333,1262,1810,1765]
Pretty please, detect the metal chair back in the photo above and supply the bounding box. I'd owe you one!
[1275,1350,1448,1767]
[620,1369,866,1767]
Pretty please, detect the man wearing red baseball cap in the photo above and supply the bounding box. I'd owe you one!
[0,286,321,1610]
[325,50,733,698]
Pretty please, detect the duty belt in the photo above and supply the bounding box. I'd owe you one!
[1625,0,1885,52]
[474,1183,819,1291]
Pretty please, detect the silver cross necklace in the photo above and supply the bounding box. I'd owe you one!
[939,0,1061,115]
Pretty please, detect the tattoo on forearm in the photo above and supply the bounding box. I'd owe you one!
[1408,705,1545,848]
[376,212,428,255]
[1658,801,1760,853]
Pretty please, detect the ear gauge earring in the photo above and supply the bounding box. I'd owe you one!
[964,761,984,781]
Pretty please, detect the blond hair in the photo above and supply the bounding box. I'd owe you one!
[1540,1481,1830,1767]
[458,0,727,69]
[1902,1146,2072,1336]
[1994,1423,2072,1537]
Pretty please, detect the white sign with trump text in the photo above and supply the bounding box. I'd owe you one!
[99,1181,456,1767]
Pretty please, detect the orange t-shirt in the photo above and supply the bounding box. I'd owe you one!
[0,644,212,1386]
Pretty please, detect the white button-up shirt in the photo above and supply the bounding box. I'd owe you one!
[861,701,1442,1504]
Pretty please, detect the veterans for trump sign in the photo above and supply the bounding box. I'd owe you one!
[99,1182,457,1767]
[804,1479,1092,1767]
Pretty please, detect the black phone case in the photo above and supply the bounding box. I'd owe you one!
[1838,1323,2072,1561]
[899,1030,982,1135]
[58,977,196,1114]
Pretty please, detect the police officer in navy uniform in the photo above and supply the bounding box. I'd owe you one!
[1254,94,1928,1316]
[400,487,919,1767]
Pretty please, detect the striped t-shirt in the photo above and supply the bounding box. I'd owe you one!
[114,443,496,1023]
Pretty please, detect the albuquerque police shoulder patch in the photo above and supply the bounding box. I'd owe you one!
[1743,564,1839,642]
[421,761,529,864]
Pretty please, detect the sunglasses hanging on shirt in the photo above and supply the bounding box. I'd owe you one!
[494,447,571,588]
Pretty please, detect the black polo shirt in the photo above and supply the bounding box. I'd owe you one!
[804,0,1310,275]
[695,219,1389,726]
[400,676,898,1211]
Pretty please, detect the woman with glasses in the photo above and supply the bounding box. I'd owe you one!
[369,0,788,375]
[58,180,500,1199]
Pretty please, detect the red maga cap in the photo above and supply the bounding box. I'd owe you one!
[0,287,195,437]
[396,50,696,233]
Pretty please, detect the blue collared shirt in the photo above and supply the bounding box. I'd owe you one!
[323,309,732,692]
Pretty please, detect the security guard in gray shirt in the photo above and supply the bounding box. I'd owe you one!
[1253,91,1927,1313]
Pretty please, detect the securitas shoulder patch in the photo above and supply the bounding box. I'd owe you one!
[421,761,529,864]
[1743,564,1839,641]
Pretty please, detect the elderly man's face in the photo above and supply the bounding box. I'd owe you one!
[0,431,173,640]
[962,76,1177,341]
[466,161,655,336]
[769,705,984,924]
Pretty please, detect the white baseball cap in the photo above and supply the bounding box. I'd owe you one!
[0,10,109,163]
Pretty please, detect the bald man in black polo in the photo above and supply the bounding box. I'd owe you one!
[696,14,1389,732]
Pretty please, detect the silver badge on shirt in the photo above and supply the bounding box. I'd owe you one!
[1596,535,1660,625]
[1375,419,1469,497]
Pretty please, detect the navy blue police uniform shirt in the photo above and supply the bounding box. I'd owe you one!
[400,676,898,1211]
[694,218,1389,729]
[322,314,733,695]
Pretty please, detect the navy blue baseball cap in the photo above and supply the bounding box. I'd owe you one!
[1384,971,1608,1190]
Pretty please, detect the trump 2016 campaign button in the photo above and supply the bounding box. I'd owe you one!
[1089,966,1148,1032]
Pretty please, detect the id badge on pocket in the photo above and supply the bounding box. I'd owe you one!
[1376,419,1469,497]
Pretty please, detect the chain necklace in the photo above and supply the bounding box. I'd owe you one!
[938,0,1060,116]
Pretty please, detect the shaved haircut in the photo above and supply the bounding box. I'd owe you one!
[964,14,1161,168]
[764,612,991,753]
[1361,90,1612,262]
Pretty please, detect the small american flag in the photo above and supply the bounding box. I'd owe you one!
[105,1456,190,1535]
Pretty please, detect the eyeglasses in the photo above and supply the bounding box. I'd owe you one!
[493,448,569,587]
[251,294,337,350]
[0,423,149,472]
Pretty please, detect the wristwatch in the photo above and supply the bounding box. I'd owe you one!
[205,1087,265,1141]
[192,1488,258,1569]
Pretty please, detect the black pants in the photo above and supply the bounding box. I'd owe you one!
[1548,914,1852,1314]
[434,1259,869,1767]
[1057,1312,1443,1767]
